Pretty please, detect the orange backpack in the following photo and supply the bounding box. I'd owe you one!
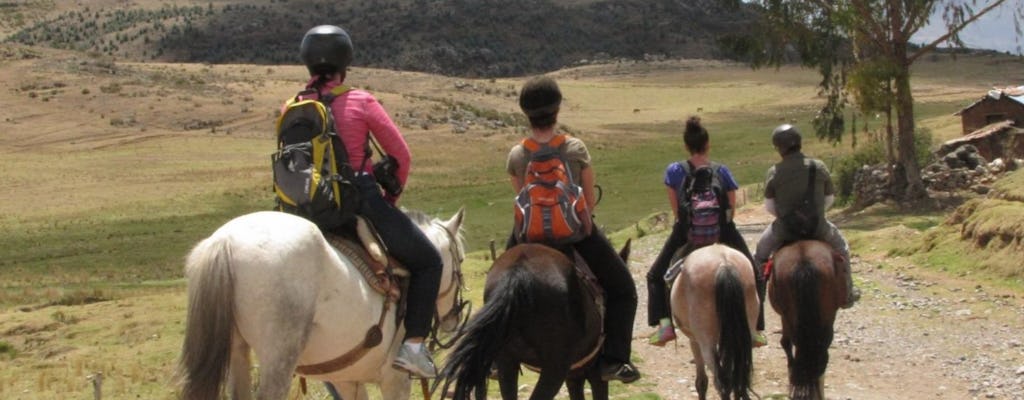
[513,135,593,245]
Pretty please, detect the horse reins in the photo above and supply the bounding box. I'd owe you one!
[428,221,471,351]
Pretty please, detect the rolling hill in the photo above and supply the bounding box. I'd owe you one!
[1,0,756,77]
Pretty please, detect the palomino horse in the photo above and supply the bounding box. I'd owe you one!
[669,244,758,400]
[768,240,846,400]
[441,241,631,400]
[179,209,467,400]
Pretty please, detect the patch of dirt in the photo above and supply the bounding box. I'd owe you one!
[622,217,1024,400]
[4,322,61,336]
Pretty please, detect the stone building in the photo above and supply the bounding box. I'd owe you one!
[955,86,1024,134]
[947,86,1024,161]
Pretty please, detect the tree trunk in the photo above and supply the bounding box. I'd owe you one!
[885,79,896,164]
[892,62,928,200]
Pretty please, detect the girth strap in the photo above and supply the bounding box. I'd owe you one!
[294,296,391,375]
[522,334,604,373]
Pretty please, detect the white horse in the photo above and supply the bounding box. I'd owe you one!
[179,208,467,400]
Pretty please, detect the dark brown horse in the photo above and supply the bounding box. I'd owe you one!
[440,241,630,400]
[768,240,847,400]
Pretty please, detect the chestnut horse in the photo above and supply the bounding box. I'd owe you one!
[768,240,846,400]
[669,244,758,400]
[440,241,631,400]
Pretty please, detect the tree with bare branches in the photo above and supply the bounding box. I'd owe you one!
[723,0,1023,200]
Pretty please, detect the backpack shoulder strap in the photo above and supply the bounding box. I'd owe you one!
[319,85,352,106]
[329,85,352,96]
[548,134,567,148]
[683,160,705,193]
[522,135,569,155]
[709,161,730,211]
[804,161,816,202]
[708,161,723,186]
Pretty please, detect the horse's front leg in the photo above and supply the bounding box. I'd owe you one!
[584,363,609,400]
[565,376,584,400]
[530,366,570,400]
[333,382,369,400]
[378,366,413,400]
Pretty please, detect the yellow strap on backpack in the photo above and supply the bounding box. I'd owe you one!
[275,85,352,140]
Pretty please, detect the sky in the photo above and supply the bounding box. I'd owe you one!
[912,1,1023,54]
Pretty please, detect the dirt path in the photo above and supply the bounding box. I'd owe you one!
[623,214,1024,400]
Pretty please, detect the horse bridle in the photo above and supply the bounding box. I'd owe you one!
[428,221,471,350]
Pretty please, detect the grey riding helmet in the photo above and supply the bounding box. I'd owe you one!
[771,124,802,154]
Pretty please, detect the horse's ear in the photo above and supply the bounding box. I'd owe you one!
[445,206,466,234]
[619,238,632,263]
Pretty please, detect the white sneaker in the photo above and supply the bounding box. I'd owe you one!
[392,343,437,378]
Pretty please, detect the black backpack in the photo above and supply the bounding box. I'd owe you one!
[271,86,360,230]
[779,163,820,239]
[677,161,727,247]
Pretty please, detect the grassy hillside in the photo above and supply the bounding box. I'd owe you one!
[3,43,1022,308]
[1,0,755,77]
[916,170,1024,282]
[2,40,1024,398]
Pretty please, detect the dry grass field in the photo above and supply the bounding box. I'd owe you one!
[2,38,1024,398]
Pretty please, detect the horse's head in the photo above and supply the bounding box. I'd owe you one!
[410,207,469,337]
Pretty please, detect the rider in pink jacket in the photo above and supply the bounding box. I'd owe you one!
[297,25,441,378]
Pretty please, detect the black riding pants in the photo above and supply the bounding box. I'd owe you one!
[355,175,442,339]
[645,221,765,330]
[571,228,638,365]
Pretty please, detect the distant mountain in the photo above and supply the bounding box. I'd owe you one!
[2,0,757,77]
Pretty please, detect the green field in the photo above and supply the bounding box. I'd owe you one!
[2,48,1024,398]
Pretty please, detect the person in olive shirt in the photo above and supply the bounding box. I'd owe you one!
[753,124,860,308]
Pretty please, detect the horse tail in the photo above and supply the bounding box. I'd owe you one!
[789,259,830,398]
[441,266,531,400]
[713,264,753,397]
[179,235,236,400]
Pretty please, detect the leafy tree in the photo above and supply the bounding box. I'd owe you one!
[724,0,1023,201]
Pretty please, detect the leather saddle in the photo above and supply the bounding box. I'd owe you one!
[323,216,406,303]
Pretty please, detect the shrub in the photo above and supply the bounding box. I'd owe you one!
[99,83,121,94]
[0,341,15,359]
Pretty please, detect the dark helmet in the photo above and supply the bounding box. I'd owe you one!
[771,124,802,154]
[300,25,353,76]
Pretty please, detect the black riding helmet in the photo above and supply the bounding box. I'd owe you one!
[771,124,802,154]
[300,25,353,76]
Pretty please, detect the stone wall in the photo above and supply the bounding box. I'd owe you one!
[852,144,1023,207]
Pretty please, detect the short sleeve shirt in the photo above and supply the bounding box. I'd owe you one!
[506,135,591,182]
[663,161,740,192]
